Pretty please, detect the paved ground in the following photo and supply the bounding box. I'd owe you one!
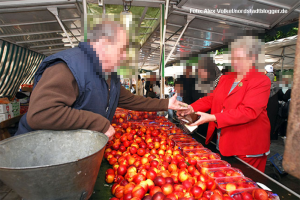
[265,137,300,194]
[0,182,21,200]
[0,137,299,200]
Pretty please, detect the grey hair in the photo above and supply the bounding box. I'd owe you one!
[230,36,264,59]
[87,20,124,43]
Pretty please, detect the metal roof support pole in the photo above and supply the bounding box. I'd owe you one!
[47,7,74,48]
[281,47,285,71]
[75,1,83,15]
[30,43,73,49]
[283,16,300,180]
[159,0,169,99]
[139,7,148,28]
[166,16,194,63]
[270,1,300,28]
[0,30,78,38]
[16,36,80,44]
[163,0,170,45]
[177,0,188,8]
[167,22,223,35]
[265,54,294,59]
[0,18,81,28]
[0,4,76,13]
[83,0,88,42]
[181,35,223,44]
[39,47,72,53]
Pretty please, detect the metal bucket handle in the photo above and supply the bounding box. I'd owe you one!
[80,191,87,200]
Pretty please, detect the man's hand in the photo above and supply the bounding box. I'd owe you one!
[168,93,189,111]
[176,105,194,117]
[104,125,115,141]
[189,112,216,126]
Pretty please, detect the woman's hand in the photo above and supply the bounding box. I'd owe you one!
[189,112,216,126]
[177,105,194,116]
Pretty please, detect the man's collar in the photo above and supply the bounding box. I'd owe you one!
[78,42,104,77]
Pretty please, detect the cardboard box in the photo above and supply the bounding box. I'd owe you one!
[9,102,20,111]
[7,112,13,119]
[0,113,13,123]
[0,113,7,122]
[0,104,11,113]
[10,110,20,117]
[0,102,20,113]
[21,87,33,92]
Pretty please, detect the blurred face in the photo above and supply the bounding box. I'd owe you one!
[174,83,183,96]
[185,66,193,78]
[150,74,157,82]
[231,48,255,74]
[198,67,208,80]
[93,29,128,72]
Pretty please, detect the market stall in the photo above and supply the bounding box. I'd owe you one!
[87,109,300,200]
[0,0,300,200]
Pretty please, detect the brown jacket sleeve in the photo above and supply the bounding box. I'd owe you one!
[118,86,169,111]
[27,63,111,133]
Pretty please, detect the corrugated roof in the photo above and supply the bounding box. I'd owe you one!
[0,0,299,72]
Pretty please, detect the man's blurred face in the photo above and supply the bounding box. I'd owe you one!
[93,28,128,73]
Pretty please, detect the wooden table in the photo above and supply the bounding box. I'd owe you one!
[0,114,23,141]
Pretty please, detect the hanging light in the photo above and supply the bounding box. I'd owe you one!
[120,0,133,30]
[98,0,103,6]
[122,0,133,12]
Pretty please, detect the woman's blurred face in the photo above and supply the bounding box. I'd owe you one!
[231,48,254,74]
[198,67,208,80]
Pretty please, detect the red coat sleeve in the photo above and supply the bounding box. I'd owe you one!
[190,76,225,112]
[215,76,271,128]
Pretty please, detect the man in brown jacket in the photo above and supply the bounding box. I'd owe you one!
[16,20,186,139]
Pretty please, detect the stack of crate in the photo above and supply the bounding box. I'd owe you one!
[0,102,20,123]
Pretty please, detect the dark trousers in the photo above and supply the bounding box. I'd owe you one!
[267,94,279,140]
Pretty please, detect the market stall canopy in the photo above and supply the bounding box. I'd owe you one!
[0,0,82,55]
[0,0,172,56]
[265,35,297,69]
[0,0,82,96]
[0,0,299,72]
[140,0,300,71]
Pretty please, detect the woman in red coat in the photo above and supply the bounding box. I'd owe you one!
[178,36,271,172]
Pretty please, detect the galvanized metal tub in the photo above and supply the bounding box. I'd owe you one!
[0,129,108,200]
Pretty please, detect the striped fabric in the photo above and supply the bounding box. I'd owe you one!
[0,40,46,96]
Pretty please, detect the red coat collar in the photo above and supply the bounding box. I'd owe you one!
[224,68,263,81]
